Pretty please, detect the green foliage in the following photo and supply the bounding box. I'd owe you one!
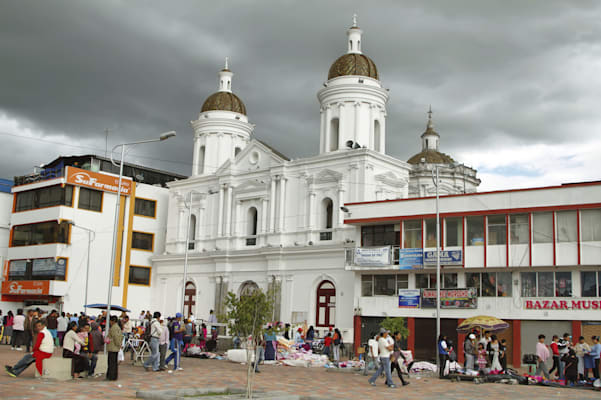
[223,289,273,342]
[380,317,409,340]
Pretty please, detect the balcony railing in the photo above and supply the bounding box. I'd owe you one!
[14,166,65,187]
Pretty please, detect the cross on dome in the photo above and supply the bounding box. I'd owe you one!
[352,13,358,28]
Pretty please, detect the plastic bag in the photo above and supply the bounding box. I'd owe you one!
[118,349,124,362]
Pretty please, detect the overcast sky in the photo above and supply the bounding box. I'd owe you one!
[1,0,600,191]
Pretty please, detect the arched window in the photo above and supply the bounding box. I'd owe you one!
[199,145,205,174]
[374,120,381,152]
[188,214,196,250]
[235,147,241,157]
[323,198,333,229]
[330,118,339,151]
[349,40,353,51]
[239,280,259,297]
[228,81,231,90]
[316,280,336,327]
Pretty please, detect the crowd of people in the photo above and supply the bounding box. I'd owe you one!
[365,328,411,389]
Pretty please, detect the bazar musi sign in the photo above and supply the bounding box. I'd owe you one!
[524,299,601,310]
[66,166,132,195]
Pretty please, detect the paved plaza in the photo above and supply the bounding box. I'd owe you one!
[0,346,599,400]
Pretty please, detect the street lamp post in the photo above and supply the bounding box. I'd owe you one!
[432,165,441,375]
[68,222,95,315]
[105,131,176,353]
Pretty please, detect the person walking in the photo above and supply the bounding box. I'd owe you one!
[106,316,123,381]
[574,336,591,380]
[368,328,395,388]
[254,337,265,373]
[159,319,170,371]
[549,335,561,377]
[464,334,476,370]
[144,312,162,372]
[12,309,25,351]
[57,312,68,346]
[390,331,409,386]
[3,310,13,346]
[589,336,601,380]
[535,334,551,380]
[165,313,185,370]
[5,320,53,377]
[438,335,450,378]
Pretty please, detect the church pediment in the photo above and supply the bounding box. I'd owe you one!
[375,171,407,187]
[216,139,287,175]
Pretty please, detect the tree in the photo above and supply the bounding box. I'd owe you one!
[223,288,273,399]
[380,317,409,340]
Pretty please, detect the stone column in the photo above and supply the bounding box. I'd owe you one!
[308,191,316,230]
[319,107,325,153]
[324,105,331,152]
[278,177,287,232]
[261,198,268,234]
[224,185,233,237]
[369,105,375,149]
[354,102,360,143]
[270,178,277,232]
[337,102,345,149]
[337,184,345,227]
[217,185,224,237]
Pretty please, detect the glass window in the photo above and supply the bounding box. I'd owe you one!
[134,198,156,217]
[129,266,151,285]
[403,220,422,248]
[132,231,153,251]
[521,272,537,297]
[8,257,66,281]
[533,212,553,243]
[537,272,554,297]
[466,273,481,295]
[361,275,373,296]
[556,211,577,242]
[15,185,73,211]
[496,272,512,297]
[78,188,103,212]
[425,219,441,248]
[445,217,463,247]
[374,275,396,296]
[397,274,409,290]
[416,273,430,289]
[481,273,497,297]
[582,210,601,241]
[11,221,70,247]
[361,224,398,246]
[555,271,572,297]
[581,271,598,297]
[488,215,506,245]
[466,216,484,246]
[510,214,529,244]
[443,273,457,288]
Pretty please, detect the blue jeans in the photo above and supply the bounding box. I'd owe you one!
[255,346,264,371]
[165,339,182,369]
[10,353,35,376]
[144,337,160,371]
[369,356,393,386]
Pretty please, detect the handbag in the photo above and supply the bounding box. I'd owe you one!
[117,349,124,362]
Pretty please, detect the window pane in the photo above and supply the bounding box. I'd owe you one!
[466,216,484,246]
[403,220,422,248]
[425,219,440,248]
[497,272,512,297]
[129,266,150,285]
[581,271,597,297]
[132,232,153,250]
[488,215,506,245]
[481,273,496,297]
[510,214,529,245]
[396,274,408,290]
[521,272,537,297]
[557,211,577,242]
[134,198,156,217]
[466,273,481,296]
[582,210,601,242]
[538,272,554,297]
[555,272,572,297]
[416,273,430,289]
[11,221,68,247]
[533,212,553,243]
[361,275,373,296]
[443,273,457,288]
[445,217,462,247]
[374,275,396,296]
[78,188,102,212]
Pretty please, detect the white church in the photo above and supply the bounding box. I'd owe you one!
[151,18,480,340]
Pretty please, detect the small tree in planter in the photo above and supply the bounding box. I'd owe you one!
[223,288,273,399]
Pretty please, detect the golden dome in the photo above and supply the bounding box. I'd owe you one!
[201,91,246,115]
[407,149,455,165]
[328,53,379,80]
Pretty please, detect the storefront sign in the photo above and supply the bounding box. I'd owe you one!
[1,281,50,295]
[423,250,463,266]
[398,248,423,269]
[398,289,420,308]
[354,247,391,266]
[421,288,478,309]
[66,166,132,195]
[524,299,601,310]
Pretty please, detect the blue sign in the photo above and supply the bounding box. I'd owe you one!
[398,248,423,269]
[423,250,463,266]
[398,289,420,308]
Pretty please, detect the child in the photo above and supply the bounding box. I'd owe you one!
[549,335,560,377]
[562,349,578,386]
[477,342,488,371]
[323,332,332,358]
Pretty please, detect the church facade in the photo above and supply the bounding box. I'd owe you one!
[151,18,479,341]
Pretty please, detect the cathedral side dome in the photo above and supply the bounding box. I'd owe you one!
[407,149,455,165]
[328,53,379,80]
[201,91,246,115]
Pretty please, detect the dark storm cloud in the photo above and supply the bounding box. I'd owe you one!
[1,0,600,182]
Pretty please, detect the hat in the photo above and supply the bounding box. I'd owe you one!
[175,312,183,318]
[469,334,476,340]
[90,316,96,320]
[379,328,387,335]
[297,328,303,332]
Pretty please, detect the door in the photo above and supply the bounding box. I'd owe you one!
[316,280,336,327]
[184,281,196,318]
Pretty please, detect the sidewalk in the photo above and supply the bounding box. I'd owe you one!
[0,345,598,400]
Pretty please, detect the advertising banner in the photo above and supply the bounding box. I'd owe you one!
[423,250,463,266]
[421,288,478,309]
[354,247,390,266]
[398,248,424,270]
[398,289,420,308]
[66,166,132,195]
[1,280,50,295]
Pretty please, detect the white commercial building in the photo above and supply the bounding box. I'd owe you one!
[152,18,478,343]
[1,155,184,314]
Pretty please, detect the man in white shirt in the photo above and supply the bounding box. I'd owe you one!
[368,328,396,388]
[365,333,380,375]
[143,312,162,372]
